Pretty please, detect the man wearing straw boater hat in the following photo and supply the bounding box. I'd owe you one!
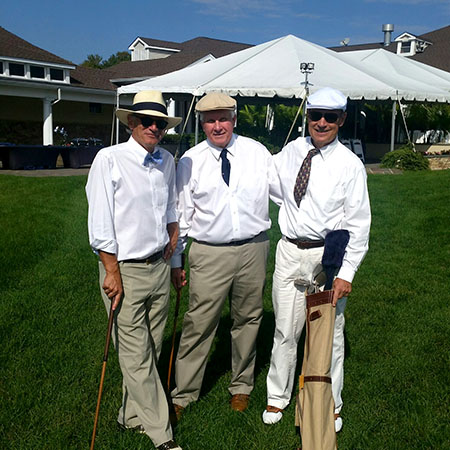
[262,87,371,435]
[170,92,281,418]
[86,90,183,450]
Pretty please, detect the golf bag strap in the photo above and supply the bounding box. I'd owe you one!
[304,375,332,384]
[306,289,333,308]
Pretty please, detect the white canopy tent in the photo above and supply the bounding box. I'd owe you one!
[117,34,450,149]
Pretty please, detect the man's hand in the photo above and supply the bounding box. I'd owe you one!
[171,267,187,290]
[164,222,179,260]
[99,251,123,310]
[332,277,351,307]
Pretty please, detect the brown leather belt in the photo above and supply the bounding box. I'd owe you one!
[121,250,163,265]
[195,232,263,247]
[286,236,324,249]
[304,376,332,384]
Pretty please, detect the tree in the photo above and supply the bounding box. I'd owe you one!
[80,51,130,69]
[101,51,130,68]
[80,54,103,69]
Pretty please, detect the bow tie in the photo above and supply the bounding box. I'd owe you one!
[143,150,163,166]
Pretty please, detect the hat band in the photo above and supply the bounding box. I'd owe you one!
[130,102,167,115]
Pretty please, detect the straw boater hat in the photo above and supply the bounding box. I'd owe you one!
[116,90,182,130]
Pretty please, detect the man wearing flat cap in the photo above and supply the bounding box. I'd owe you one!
[263,87,371,432]
[86,90,183,450]
[170,92,281,417]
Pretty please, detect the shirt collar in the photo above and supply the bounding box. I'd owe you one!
[207,134,236,160]
[128,136,163,167]
[306,136,339,160]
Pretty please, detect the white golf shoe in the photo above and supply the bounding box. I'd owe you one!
[262,406,284,424]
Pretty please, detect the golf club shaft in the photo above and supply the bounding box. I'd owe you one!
[90,301,115,450]
[167,288,181,392]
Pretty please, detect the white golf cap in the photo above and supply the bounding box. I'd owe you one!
[306,87,347,111]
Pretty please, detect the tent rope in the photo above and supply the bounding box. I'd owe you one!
[283,95,307,148]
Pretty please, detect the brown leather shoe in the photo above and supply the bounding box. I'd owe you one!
[230,394,250,412]
[173,403,184,422]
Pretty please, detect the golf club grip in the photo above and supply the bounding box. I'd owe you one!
[103,302,115,361]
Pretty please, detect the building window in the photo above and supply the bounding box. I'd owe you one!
[401,41,411,53]
[50,68,64,81]
[89,103,102,114]
[9,63,25,76]
[30,65,45,79]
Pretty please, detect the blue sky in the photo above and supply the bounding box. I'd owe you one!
[2,0,449,64]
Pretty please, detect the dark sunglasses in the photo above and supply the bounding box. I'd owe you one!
[307,111,341,124]
[135,115,168,130]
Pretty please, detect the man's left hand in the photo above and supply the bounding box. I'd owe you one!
[332,278,352,307]
[164,222,179,260]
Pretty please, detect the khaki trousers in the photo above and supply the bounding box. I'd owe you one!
[99,259,172,447]
[171,234,269,407]
[295,290,337,450]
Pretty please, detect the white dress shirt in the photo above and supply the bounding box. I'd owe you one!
[172,133,281,267]
[86,136,177,261]
[274,136,371,283]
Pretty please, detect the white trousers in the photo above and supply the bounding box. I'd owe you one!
[266,238,346,414]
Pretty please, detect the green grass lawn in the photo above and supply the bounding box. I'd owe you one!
[0,170,449,449]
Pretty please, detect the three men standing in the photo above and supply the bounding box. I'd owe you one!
[170,93,281,416]
[86,91,183,450]
[263,87,371,433]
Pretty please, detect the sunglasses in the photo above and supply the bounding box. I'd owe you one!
[307,111,341,124]
[135,115,168,130]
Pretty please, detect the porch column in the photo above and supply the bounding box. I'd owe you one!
[43,98,53,145]
[166,98,176,134]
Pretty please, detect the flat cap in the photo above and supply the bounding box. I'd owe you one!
[306,87,347,111]
[195,92,237,112]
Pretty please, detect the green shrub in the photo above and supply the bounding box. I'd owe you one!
[381,146,430,171]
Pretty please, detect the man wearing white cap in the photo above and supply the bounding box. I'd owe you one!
[86,91,183,450]
[263,87,371,432]
[170,92,281,417]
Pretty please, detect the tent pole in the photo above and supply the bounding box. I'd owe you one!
[195,106,199,146]
[116,92,120,145]
[390,100,396,152]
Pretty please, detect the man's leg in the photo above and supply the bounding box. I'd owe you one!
[99,260,173,447]
[265,241,323,419]
[171,242,233,408]
[228,236,269,396]
[331,297,347,418]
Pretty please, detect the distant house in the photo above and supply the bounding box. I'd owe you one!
[0,27,252,144]
[330,24,450,74]
[0,26,119,146]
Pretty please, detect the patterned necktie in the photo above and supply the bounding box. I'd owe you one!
[293,148,320,206]
[220,149,230,186]
[143,150,162,166]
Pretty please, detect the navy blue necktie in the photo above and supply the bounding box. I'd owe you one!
[220,149,230,186]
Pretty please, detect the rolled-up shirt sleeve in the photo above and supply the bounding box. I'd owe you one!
[337,166,371,283]
[86,152,117,255]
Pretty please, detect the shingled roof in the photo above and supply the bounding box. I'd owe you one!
[330,25,450,73]
[411,25,450,73]
[0,26,73,66]
[110,36,253,81]
[70,66,117,90]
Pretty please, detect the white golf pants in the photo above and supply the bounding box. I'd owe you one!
[266,238,346,413]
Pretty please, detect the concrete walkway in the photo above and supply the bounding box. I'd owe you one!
[0,164,402,177]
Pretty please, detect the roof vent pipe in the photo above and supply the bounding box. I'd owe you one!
[382,24,394,46]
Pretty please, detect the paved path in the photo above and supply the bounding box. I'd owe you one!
[0,164,400,177]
